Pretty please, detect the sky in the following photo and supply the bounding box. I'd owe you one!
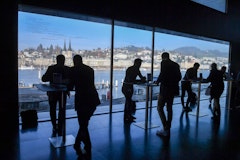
[18,11,229,53]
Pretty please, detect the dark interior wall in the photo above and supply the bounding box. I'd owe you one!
[1,1,240,158]
[1,1,19,159]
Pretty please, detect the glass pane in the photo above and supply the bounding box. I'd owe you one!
[154,31,230,103]
[18,11,111,120]
[113,25,153,113]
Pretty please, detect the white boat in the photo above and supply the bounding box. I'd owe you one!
[18,65,35,70]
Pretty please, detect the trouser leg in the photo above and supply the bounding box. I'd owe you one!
[157,95,168,130]
[123,91,133,120]
[213,98,221,116]
[49,98,57,129]
[181,91,185,108]
[58,94,66,134]
[79,120,91,152]
[166,97,173,130]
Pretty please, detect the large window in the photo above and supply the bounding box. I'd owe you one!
[18,11,111,117]
[18,7,230,121]
[154,29,230,100]
[113,24,153,111]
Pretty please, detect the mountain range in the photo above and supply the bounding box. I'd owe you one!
[123,45,228,58]
[172,46,228,58]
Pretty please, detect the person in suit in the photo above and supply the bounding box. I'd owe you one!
[41,54,70,136]
[154,52,182,137]
[221,66,227,80]
[68,55,100,159]
[122,58,146,123]
[206,63,224,120]
[181,62,200,112]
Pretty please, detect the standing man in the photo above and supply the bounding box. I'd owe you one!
[42,54,70,136]
[206,63,224,120]
[154,52,182,137]
[122,58,146,123]
[69,55,100,159]
[181,62,200,112]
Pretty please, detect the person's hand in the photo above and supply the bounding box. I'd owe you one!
[153,81,158,85]
[141,77,147,83]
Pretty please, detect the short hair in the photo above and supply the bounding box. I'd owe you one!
[73,54,83,65]
[161,52,169,59]
[221,66,227,70]
[56,54,65,64]
[134,58,142,65]
[194,62,200,68]
[211,63,217,69]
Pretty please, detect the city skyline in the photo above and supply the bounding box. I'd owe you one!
[18,11,229,53]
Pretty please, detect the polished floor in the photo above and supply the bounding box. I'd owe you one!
[18,96,240,160]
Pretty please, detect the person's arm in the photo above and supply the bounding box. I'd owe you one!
[155,62,164,84]
[176,64,182,82]
[42,66,52,82]
[137,69,146,82]
[206,71,213,83]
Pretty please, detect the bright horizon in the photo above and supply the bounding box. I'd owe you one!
[18,11,229,53]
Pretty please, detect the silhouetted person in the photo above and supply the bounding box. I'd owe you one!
[181,62,200,112]
[42,54,70,136]
[122,58,146,123]
[69,55,100,159]
[221,66,227,80]
[206,63,224,120]
[154,52,182,137]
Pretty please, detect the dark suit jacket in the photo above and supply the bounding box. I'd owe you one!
[156,59,182,95]
[42,64,70,84]
[69,63,100,118]
[42,64,70,95]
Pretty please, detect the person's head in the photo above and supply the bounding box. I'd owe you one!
[73,54,83,66]
[193,62,200,70]
[211,63,217,70]
[221,66,227,73]
[56,54,65,65]
[161,52,170,60]
[134,58,142,68]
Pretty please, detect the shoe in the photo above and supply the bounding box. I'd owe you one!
[73,144,83,156]
[156,129,170,137]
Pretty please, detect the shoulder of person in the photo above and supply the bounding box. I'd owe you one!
[64,65,71,69]
[83,64,94,70]
[173,61,180,67]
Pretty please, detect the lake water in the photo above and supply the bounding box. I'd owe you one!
[18,69,227,100]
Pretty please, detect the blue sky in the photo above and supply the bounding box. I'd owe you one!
[18,11,229,53]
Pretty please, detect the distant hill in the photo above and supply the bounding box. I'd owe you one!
[172,46,228,58]
[116,45,228,58]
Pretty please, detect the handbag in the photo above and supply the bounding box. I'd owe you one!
[205,85,211,96]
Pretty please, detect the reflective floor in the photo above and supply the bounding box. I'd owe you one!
[18,97,240,160]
